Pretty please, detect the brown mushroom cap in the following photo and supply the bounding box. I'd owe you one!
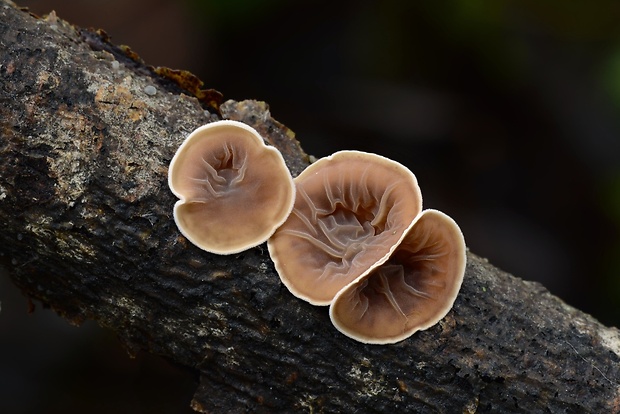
[267,150,423,305]
[329,209,466,344]
[168,120,295,254]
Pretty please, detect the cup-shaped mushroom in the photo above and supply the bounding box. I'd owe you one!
[329,209,466,344]
[168,120,295,254]
[267,151,423,305]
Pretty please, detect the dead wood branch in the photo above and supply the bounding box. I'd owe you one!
[0,2,619,412]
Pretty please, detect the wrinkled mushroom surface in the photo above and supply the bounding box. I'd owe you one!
[329,209,466,344]
[168,120,295,254]
[268,151,422,305]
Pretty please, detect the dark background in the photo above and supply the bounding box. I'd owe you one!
[2,1,620,412]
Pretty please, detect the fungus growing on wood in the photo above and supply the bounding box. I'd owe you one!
[168,120,295,254]
[329,209,466,344]
[267,151,423,305]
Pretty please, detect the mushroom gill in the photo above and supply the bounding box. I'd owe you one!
[267,151,422,305]
[329,209,466,344]
[168,120,295,254]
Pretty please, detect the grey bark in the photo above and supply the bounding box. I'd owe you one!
[1,2,619,412]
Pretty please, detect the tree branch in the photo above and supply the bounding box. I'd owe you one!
[1,2,619,412]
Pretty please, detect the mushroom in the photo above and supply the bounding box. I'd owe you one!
[329,209,466,344]
[267,151,423,305]
[168,120,295,254]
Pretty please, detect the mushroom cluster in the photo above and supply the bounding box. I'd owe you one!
[169,121,466,344]
[268,151,466,344]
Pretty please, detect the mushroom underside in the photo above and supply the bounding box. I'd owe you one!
[268,151,423,305]
[329,209,466,344]
[169,121,295,254]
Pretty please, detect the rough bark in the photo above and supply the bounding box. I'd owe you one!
[1,2,619,413]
